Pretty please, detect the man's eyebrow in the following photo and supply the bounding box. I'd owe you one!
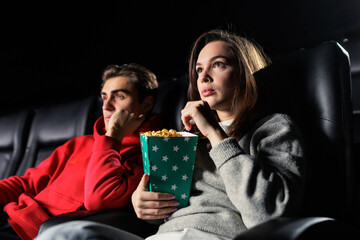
[196,55,230,66]
[101,88,130,95]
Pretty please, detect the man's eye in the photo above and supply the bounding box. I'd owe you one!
[116,95,125,100]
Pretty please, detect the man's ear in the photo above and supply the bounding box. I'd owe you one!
[142,95,155,113]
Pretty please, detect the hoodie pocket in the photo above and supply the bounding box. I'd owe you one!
[34,187,84,215]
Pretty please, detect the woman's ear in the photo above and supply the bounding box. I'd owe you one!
[142,95,155,114]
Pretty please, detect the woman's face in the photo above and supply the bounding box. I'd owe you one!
[196,40,236,114]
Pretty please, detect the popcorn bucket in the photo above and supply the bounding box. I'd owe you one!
[140,131,198,208]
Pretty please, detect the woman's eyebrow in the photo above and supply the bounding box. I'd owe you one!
[210,55,230,62]
[196,55,230,66]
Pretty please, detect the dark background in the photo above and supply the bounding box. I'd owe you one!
[1,0,359,115]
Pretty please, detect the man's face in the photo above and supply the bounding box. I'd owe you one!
[101,76,145,130]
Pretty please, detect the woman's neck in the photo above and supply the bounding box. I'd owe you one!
[216,110,235,122]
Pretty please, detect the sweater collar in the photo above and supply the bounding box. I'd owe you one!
[219,119,233,133]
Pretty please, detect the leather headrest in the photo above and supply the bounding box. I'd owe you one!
[27,96,96,147]
[0,110,33,149]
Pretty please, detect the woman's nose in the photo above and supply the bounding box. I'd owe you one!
[199,70,212,83]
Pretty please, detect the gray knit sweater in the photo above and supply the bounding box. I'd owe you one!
[157,113,306,239]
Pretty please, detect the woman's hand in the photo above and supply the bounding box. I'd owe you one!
[181,100,228,146]
[106,109,144,142]
[131,174,179,220]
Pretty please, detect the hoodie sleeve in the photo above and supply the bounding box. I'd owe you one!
[83,134,144,210]
[0,142,71,206]
[209,114,306,228]
[84,114,164,210]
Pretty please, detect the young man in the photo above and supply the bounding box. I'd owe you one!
[0,63,163,240]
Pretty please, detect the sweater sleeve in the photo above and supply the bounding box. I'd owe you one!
[83,135,143,210]
[209,114,306,228]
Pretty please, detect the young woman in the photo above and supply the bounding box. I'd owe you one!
[35,29,306,240]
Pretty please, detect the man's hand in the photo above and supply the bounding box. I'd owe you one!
[105,109,144,142]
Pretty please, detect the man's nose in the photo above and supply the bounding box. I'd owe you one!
[102,98,114,111]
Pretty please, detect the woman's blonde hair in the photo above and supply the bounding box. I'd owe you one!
[188,29,271,139]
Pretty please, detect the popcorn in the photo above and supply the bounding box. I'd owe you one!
[141,129,182,137]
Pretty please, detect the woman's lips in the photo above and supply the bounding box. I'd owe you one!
[201,88,215,97]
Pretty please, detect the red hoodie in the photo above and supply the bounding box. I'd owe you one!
[0,115,163,240]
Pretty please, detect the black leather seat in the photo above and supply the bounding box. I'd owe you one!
[152,75,188,131]
[16,96,98,176]
[255,41,354,221]
[0,110,33,179]
[234,41,357,238]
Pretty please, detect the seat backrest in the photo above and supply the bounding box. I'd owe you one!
[16,96,98,176]
[254,41,354,221]
[0,109,33,179]
[152,76,188,131]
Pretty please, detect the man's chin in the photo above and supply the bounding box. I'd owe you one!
[103,121,108,132]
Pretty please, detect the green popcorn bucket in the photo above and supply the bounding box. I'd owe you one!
[140,132,198,208]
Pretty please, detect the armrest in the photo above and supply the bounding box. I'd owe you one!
[38,206,158,238]
[234,217,360,240]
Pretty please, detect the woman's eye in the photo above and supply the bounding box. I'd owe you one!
[196,67,203,74]
[213,62,225,68]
